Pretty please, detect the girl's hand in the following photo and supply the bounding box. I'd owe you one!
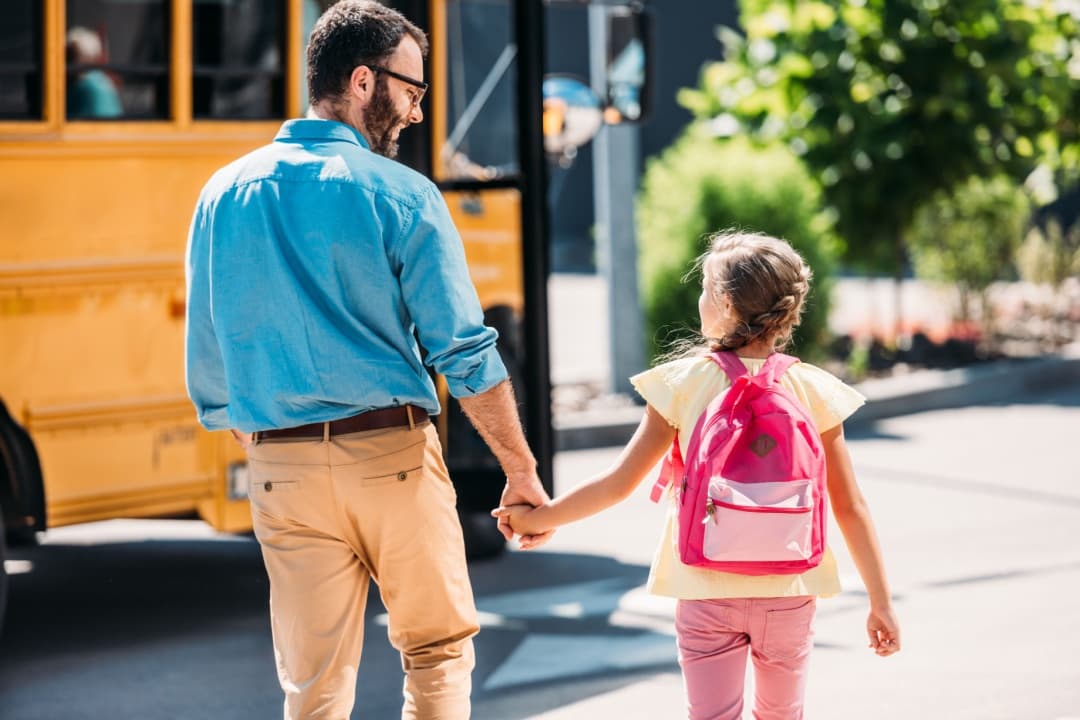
[498,472,555,549]
[490,504,550,545]
[867,606,901,656]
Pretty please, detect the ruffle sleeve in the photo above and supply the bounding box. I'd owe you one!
[630,357,708,430]
[791,362,866,432]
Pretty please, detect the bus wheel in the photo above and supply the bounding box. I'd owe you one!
[0,402,45,546]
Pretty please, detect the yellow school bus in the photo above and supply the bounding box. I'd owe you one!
[0,0,649,621]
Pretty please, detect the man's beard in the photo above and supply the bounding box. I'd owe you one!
[367,82,407,158]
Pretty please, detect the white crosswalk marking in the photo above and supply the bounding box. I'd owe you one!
[484,633,677,691]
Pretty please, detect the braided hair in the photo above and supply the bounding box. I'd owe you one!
[702,231,812,353]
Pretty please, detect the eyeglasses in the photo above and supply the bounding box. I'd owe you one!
[364,64,428,106]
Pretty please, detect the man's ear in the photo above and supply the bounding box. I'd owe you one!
[348,65,375,106]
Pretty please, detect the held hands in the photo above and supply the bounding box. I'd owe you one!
[490,503,549,546]
[867,605,901,657]
[496,471,555,550]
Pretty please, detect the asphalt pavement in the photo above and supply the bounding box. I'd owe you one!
[4,384,1078,719]
[488,383,1080,720]
[2,274,1079,719]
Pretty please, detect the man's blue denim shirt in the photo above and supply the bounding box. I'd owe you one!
[185,119,507,432]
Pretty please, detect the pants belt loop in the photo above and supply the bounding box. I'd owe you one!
[323,421,330,443]
[406,405,415,430]
[251,431,260,446]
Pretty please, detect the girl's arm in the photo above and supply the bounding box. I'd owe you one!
[495,405,676,537]
[822,423,902,656]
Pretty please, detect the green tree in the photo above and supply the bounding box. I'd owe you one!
[908,175,1030,331]
[680,0,1078,280]
[1015,216,1080,347]
[1016,217,1080,290]
[637,131,839,361]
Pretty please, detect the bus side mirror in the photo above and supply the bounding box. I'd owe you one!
[542,74,603,165]
[601,2,651,124]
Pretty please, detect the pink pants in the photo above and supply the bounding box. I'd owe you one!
[675,596,816,720]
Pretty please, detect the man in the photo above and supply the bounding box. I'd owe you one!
[184,2,550,717]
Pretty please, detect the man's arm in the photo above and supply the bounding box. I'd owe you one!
[458,380,552,545]
[392,185,553,544]
[457,380,536,476]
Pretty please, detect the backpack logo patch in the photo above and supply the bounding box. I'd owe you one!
[750,433,777,458]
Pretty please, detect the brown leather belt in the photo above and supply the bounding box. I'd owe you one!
[255,405,428,442]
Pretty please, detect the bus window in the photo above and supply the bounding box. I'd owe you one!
[0,0,43,120]
[442,0,519,181]
[193,0,286,120]
[65,0,169,120]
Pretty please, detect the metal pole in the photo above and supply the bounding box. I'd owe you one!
[515,0,554,495]
[589,5,646,396]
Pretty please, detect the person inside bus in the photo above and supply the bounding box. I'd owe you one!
[184,2,551,718]
[65,26,122,119]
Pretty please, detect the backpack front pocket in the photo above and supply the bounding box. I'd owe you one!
[702,478,814,562]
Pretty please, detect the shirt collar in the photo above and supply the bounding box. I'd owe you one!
[275,118,371,149]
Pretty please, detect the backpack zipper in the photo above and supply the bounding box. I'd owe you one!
[703,500,717,524]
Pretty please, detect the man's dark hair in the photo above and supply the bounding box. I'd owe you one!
[307,0,429,104]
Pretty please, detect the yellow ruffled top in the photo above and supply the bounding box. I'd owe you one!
[631,355,866,600]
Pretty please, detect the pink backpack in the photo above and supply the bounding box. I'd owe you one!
[650,351,827,575]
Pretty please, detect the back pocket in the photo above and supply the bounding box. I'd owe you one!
[763,597,816,659]
[344,435,427,487]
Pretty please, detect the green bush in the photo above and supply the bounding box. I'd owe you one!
[1016,218,1080,291]
[637,129,840,362]
[909,175,1030,323]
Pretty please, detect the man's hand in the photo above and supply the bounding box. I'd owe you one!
[230,429,252,450]
[498,471,554,550]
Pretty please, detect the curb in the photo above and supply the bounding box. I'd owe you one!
[554,405,645,452]
[846,354,1080,427]
[553,353,1080,452]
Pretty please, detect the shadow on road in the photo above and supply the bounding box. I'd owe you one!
[1,536,268,661]
[1,529,674,720]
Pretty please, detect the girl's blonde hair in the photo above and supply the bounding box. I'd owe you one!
[697,230,812,354]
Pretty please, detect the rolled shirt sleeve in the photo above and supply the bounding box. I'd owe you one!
[393,183,508,398]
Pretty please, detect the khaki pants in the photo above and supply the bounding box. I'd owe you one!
[246,422,478,720]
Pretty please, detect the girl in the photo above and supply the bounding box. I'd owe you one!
[495,231,900,720]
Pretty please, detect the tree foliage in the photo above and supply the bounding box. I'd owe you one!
[908,175,1030,320]
[680,0,1080,272]
[637,131,840,362]
[1016,217,1080,288]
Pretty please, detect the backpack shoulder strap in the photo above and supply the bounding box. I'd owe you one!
[709,351,749,382]
[759,352,799,385]
[649,431,684,503]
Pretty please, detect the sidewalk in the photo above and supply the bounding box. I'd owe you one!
[549,273,1080,450]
